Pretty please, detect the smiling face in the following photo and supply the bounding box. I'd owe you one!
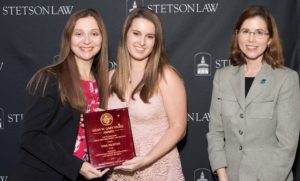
[71,16,102,63]
[237,16,271,63]
[126,17,156,62]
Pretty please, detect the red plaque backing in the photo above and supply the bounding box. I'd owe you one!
[83,108,135,169]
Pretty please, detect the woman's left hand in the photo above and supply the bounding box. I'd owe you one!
[114,156,148,172]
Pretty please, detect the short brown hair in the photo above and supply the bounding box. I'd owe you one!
[230,5,284,68]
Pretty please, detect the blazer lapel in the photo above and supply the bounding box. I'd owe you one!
[245,63,273,107]
[230,65,246,111]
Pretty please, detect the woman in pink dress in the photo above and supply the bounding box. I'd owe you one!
[107,7,187,181]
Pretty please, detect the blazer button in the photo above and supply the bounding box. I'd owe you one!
[240,114,244,118]
[239,146,243,150]
[239,130,243,135]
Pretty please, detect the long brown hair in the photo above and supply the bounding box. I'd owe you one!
[27,9,109,112]
[230,5,284,68]
[110,7,169,103]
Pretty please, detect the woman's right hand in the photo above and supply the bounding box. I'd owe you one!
[216,167,228,181]
[80,162,109,180]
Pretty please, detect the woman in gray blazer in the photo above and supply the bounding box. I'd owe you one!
[207,5,300,181]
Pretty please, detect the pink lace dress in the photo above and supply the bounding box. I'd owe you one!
[106,92,185,181]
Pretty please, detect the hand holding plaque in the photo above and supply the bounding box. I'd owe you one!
[83,108,135,169]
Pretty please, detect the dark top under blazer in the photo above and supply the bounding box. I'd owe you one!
[10,74,83,181]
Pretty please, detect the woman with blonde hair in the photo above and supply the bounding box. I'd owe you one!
[107,7,187,180]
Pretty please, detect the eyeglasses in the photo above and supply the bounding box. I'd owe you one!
[237,28,269,39]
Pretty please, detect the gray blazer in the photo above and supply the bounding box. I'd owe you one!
[207,63,300,181]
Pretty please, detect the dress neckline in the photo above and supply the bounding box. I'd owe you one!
[80,79,96,83]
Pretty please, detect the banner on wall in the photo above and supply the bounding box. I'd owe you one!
[0,0,299,180]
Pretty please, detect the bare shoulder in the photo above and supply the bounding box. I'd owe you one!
[159,65,185,92]
[159,65,187,112]
[160,65,183,85]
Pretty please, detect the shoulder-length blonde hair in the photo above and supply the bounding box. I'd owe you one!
[27,8,109,111]
[230,5,284,68]
[110,7,169,103]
